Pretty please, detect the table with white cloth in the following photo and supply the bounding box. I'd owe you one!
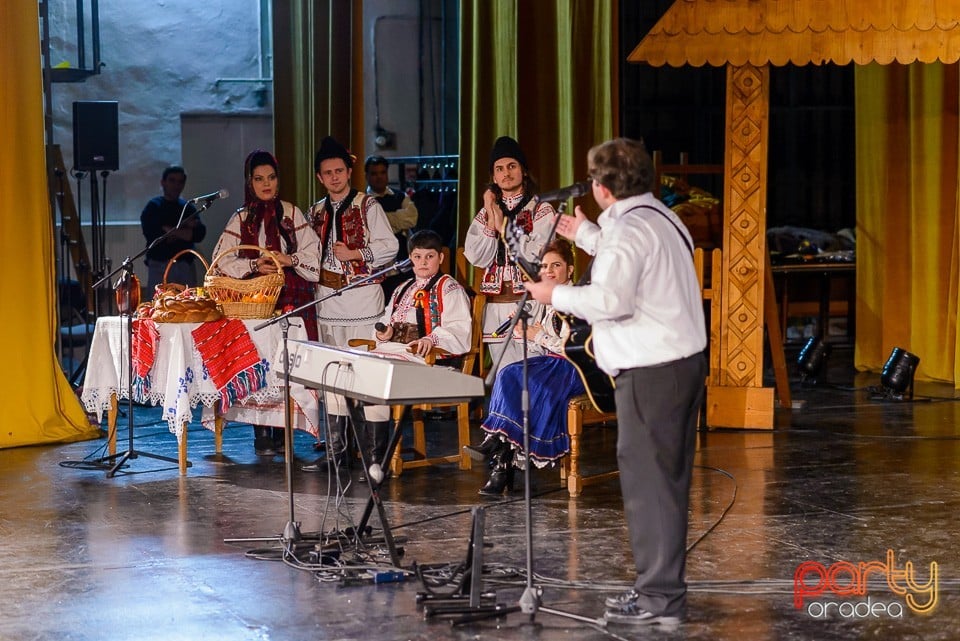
[81,315,321,474]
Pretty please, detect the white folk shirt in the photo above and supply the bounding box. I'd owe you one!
[550,193,706,376]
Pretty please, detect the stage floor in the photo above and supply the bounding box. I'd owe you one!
[2,346,958,640]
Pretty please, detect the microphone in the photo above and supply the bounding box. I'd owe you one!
[536,181,591,202]
[375,322,388,333]
[188,189,229,207]
[394,258,413,272]
[491,302,532,338]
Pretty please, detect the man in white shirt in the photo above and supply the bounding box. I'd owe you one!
[525,137,707,627]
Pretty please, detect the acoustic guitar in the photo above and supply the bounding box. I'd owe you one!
[501,219,616,414]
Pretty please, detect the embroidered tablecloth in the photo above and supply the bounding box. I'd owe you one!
[81,316,321,440]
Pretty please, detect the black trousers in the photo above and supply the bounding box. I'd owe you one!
[614,351,707,618]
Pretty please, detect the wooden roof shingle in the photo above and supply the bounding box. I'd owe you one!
[628,0,960,67]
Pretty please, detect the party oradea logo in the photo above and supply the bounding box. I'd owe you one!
[793,549,938,619]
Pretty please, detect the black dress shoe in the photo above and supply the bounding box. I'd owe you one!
[301,459,326,472]
[301,452,347,472]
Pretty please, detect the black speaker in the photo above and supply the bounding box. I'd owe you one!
[72,101,119,171]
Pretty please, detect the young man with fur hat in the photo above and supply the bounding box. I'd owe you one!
[464,135,556,372]
[302,136,399,473]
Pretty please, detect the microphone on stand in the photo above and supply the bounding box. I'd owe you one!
[536,181,591,203]
[188,188,229,207]
[491,302,532,338]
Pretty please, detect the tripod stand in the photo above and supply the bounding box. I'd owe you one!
[87,200,217,477]
[226,258,412,564]
[419,203,603,627]
[90,258,182,477]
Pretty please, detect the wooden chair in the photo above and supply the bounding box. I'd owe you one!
[455,247,495,378]
[559,247,722,497]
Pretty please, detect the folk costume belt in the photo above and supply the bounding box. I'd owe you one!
[484,292,523,304]
[320,269,347,289]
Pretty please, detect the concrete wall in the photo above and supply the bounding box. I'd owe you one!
[360,0,458,182]
[48,0,269,281]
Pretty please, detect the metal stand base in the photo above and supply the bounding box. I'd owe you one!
[95,448,185,478]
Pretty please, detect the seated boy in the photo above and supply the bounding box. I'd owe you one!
[361,229,473,480]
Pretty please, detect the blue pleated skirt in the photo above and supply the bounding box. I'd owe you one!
[481,354,586,466]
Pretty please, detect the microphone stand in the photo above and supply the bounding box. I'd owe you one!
[85,202,217,477]
[225,258,411,566]
[439,201,604,628]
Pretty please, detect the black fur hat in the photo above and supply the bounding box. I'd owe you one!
[314,136,355,172]
[489,136,527,172]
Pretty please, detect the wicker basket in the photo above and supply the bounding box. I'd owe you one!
[154,248,210,299]
[204,244,284,319]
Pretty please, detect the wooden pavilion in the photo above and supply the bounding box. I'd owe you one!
[630,0,960,428]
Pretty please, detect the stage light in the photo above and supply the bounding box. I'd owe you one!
[797,336,831,385]
[880,347,920,400]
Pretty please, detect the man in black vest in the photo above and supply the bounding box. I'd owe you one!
[365,155,418,296]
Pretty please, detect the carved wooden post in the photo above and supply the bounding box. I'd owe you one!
[707,63,775,428]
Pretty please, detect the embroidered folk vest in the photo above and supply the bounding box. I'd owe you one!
[309,191,383,284]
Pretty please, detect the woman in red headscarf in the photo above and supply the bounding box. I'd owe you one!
[210,150,322,455]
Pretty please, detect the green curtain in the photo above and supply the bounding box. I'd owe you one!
[273,0,364,209]
[855,63,960,384]
[457,0,618,248]
[0,4,100,447]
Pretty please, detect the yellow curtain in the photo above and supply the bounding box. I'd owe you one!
[855,63,960,384]
[0,4,100,447]
[457,0,618,248]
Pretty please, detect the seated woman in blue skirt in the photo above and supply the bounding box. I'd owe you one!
[465,238,585,495]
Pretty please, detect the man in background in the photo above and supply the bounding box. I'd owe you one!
[365,155,418,296]
[140,165,206,295]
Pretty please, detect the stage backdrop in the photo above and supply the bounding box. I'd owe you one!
[0,3,100,448]
[855,63,960,385]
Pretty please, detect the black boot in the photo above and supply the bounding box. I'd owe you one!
[478,444,515,496]
[302,416,348,472]
[360,421,391,483]
[254,426,276,456]
[272,428,285,455]
[371,421,390,465]
[463,433,501,462]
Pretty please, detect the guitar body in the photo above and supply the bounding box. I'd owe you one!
[500,217,615,412]
[561,317,616,414]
